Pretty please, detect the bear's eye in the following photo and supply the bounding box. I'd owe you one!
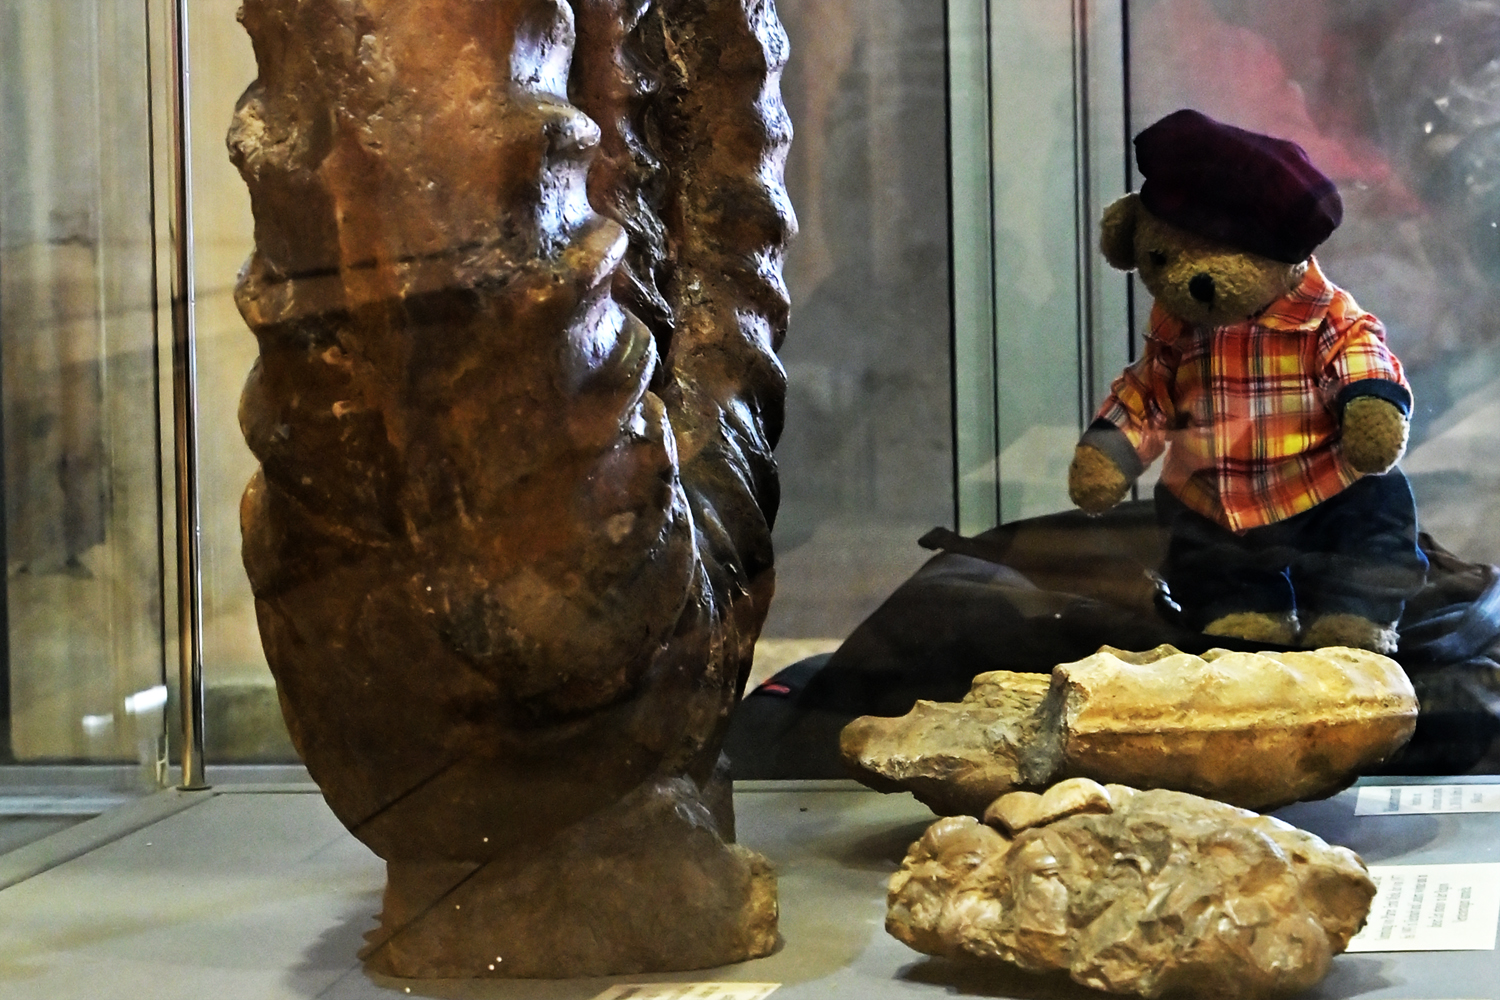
[1148,250,1168,267]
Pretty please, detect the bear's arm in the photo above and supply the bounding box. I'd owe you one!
[1078,419,1145,482]
[1088,339,1174,470]
[1069,436,1134,513]
[1341,396,1408,474]
[1317,310,1412,474]
[1317,311,1412,415]
[1068,342,1173,513]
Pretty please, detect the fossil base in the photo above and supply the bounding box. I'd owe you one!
[363,778,778,978]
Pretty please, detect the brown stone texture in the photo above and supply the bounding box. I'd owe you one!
[887,783,1376,1000]
[842,645,1417,816]
[228,0,793,977]
[364,778,778,978]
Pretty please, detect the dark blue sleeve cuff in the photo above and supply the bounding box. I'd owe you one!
[1079,418,1144,480]
[1337,379,1412,417]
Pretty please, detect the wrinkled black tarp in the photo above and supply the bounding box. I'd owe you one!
[727,501,1500,779]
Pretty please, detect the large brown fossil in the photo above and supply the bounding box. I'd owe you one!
[229,0,793,977]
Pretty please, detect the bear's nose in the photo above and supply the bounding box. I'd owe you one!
[1189,273,1216,304]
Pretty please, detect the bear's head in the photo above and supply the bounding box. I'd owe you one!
[1099,192,1307,326]
[1099,109,1342,326]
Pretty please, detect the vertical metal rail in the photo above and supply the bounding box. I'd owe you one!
[981,1,1001,528]
[946,0,1001,535]
[1120,0,1136,365]
[1120,0,1140,506]
[165,0,207,790]
[1071,0,1097,431]
[142,0,171,790]
[943,0,959,533]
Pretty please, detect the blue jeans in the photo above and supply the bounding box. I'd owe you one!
[1154,471,1429,630]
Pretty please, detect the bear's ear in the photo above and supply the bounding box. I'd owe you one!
[1099,193,1140,271]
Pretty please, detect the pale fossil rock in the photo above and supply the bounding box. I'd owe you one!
[842,644,1417,815]
[887,784,1376,999]
[983,775,1113,834]
[839,670,1052,817]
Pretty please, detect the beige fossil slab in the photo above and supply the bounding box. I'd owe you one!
[887,781,1377,999]
[843,644,1418,815]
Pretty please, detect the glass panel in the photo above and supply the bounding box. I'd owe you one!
[1117,0,1500,770]
[183,0,959,731]
[758,0,955,666]
[948,0,1001,533]
[1128,0,1500,568]
[950,0,1131,532]
[186,0,294,762]
[952,0,1500,581]
[0,0,167,839]
[925,1,1500,781]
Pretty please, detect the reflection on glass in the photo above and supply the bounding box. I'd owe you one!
[1104,0,1500,771]
[1131,0,1500,565]
[187,0,295,762]
[0,1,165,766]
[760,0,953,657]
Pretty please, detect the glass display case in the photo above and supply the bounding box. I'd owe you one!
[2,0,961,776]
[1,0,174,832]
[954,0,1500,561]
[3,0,1500,996]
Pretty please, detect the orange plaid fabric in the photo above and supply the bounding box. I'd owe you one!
[1095,258,1410,533]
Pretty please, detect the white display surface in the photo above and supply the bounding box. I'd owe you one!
[1355,784,1500,816]
[592,986,780,1000]
[7,778,1500,999]
[1347,864,1500,952]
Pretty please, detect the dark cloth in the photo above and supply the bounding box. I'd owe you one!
[1153,471,1429,630]
[726,501,1500,780]
[1136,108,1342,262]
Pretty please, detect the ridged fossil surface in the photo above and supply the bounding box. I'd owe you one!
[842,644,1418,816]
[229,0,793,977]
[888,780,1376,999]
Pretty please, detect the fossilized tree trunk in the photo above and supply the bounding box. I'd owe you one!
[229,0,793,977]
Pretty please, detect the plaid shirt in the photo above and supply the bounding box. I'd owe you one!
[1093,258,1411,533]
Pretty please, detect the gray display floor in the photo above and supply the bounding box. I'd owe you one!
[0,777,1494,999]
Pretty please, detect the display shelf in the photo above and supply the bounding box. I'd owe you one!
[0,778,1495,999]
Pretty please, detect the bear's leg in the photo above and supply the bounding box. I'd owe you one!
[1153,485,1297,640]
[1286,472,1427,655]
[1301,613,1399,654]
[1204,610,1299,645]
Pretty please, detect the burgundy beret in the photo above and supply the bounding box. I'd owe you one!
[1135,109,1342,263]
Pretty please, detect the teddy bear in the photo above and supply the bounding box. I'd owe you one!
[1068,109,1428,655]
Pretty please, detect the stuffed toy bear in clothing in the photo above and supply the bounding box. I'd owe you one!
[1068,109,1427,654]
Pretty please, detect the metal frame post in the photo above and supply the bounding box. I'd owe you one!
[165,0,207,791]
